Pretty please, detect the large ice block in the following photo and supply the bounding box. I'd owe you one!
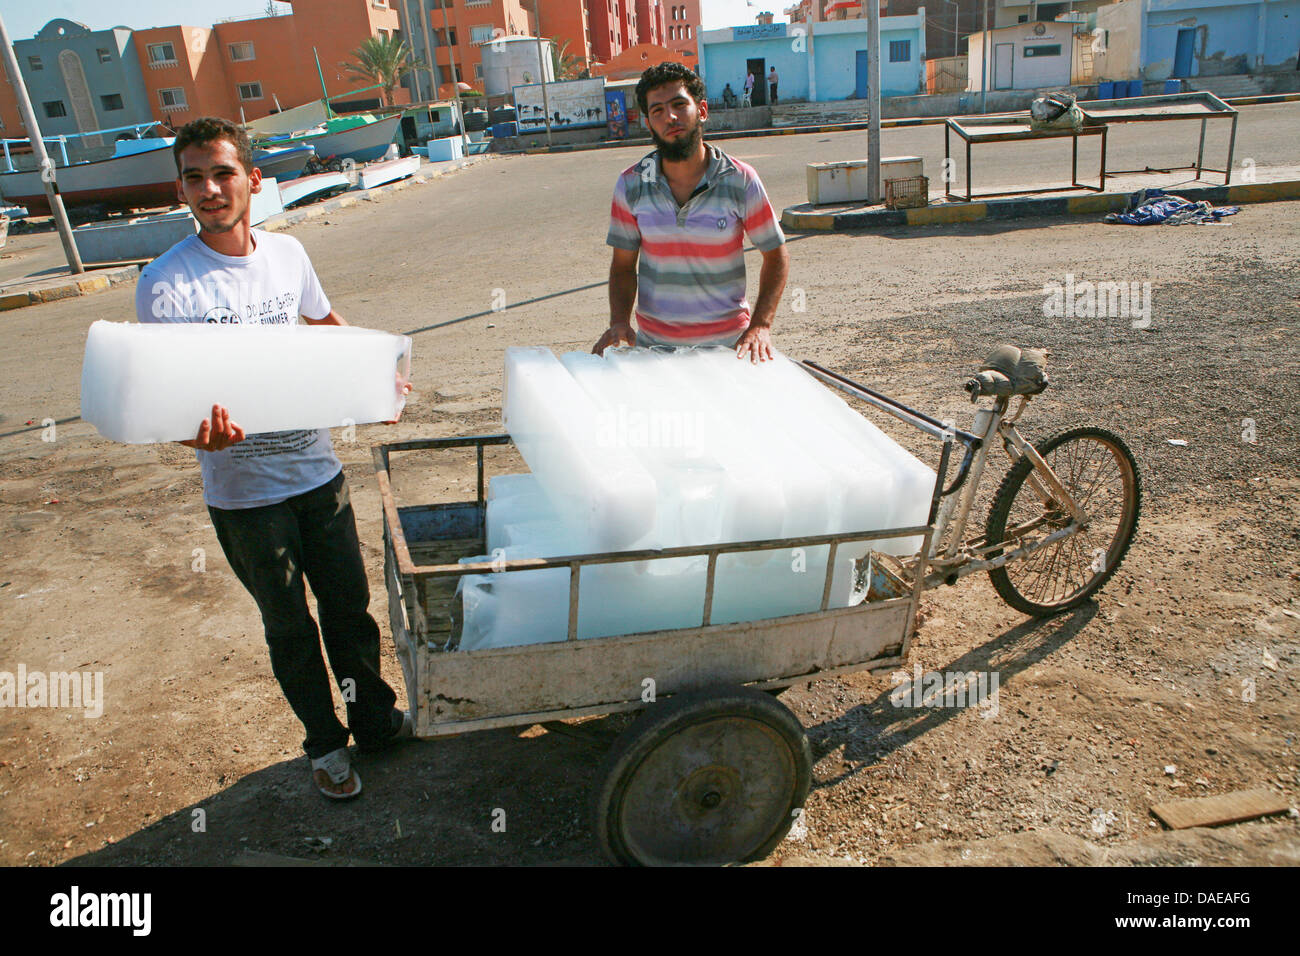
[464,345,938,651]
[503,347,657,552]
[80,320,412,443]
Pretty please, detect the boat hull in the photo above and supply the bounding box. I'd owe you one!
[253,145,314,182]
[0,144,179,216]
[275,114,402,164]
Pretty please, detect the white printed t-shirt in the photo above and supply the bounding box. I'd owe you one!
[135,229,342,510]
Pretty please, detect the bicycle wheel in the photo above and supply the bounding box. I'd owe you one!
[985,426,1140,617]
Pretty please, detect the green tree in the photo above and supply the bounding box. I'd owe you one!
[551,40,583,81]
[344,34,423,106]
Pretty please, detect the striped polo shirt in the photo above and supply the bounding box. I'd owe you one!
[606,143,786,346]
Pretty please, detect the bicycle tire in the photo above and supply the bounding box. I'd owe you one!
[985,426,1141,617]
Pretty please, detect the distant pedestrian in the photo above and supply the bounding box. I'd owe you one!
[742,70,754,107]
[768,67,779,104]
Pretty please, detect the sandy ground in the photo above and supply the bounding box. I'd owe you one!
[0,137,1297,866]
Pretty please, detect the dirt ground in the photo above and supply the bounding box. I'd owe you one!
[0,150,1297,867]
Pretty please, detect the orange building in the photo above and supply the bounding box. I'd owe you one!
[407,0,534,93]
[663,1,700,61]
[591,41,694,79]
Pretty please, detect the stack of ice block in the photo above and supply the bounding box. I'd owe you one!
[80,320,412,443]
[456,346,935,651]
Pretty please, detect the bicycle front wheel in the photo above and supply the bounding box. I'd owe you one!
[986,427,1141,617]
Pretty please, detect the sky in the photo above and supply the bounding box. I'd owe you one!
[0,0,783,41]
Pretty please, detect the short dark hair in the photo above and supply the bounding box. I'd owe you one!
[635,62,706,116]
[172,116,254,174]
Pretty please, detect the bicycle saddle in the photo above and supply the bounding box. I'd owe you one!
[964,345,1050,401]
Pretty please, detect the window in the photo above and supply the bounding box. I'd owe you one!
[474,62,484,79]
[158,87,188,110]
[228,41,256,61]
[438,27,458,45]
[28,56,43,71]
[1023,44,1062,57]
[97,48,113,63]
[1017,14,1029,22]
[471,25,495,44]
[100,93,124,111]
[889,39,910,62]
[43,100,66,118]
[238,82,264,100]
[148,42,178,64]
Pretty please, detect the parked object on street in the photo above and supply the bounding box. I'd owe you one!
[0,122,178,215]
[253,113,402,164]
[252,144,315,182]
[374,343,1142,865]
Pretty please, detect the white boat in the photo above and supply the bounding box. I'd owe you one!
[358,155,420,190]
[279,171,351,208]
[0,129,179,216]
[255,114,402,164]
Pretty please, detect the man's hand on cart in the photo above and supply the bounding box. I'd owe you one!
[734,322,774,364]
[593,320,637,356]
[181,404,245,451]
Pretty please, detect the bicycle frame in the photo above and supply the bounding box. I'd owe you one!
[798,363,1087,591]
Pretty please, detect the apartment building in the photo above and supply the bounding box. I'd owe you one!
[1,2,402,139]
[663,1,701,60]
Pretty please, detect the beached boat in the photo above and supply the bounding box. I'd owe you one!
[253,144,315,182]
[255,114,402,164]
[0,127,179,216]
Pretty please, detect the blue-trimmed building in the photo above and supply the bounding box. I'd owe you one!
[697,14,927,103]
[1094,0,1300,80]
[10,19,154,144]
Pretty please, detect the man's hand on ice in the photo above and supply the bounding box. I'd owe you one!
[182,404,245,451]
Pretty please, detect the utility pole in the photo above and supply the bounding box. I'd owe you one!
[416,0,440,100]
[531,1,553,147]
[865,0,881,204]
[0,13,83,274]
[980,0,989,113]
[436,1,471,153]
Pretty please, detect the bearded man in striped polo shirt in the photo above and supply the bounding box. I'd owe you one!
[594,61,790,363]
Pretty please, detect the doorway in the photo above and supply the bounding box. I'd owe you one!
[746,57,767,106]
[855,49,870,99]
[994,43,1014,90]
[1173,28,1196,78]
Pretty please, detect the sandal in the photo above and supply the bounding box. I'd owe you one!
[311,747,362,800]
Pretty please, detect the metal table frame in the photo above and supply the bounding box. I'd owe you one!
[1077,91,1238,185]
[944,117,1108,202]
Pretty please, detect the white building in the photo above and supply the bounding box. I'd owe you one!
[480,35,556,98]
[967,21,1080,90]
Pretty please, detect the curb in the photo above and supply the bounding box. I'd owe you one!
[780,178,1300,231]
[509,93,1299,155]
[0,264,140,312]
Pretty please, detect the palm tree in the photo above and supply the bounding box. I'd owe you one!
[345,34,422,107]
[551,40,584,81]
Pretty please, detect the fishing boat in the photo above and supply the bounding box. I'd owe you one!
[252,144,315,182]
[254,113,402,164]
[0,122,179,216]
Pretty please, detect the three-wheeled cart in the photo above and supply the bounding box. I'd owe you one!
[373,354,1141,865]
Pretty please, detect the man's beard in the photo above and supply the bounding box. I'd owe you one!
[651,118,703,162]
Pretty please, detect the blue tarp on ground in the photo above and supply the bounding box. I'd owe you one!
[1104,188,1240,225]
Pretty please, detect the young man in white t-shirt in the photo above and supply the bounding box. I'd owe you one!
[137,117,409,800]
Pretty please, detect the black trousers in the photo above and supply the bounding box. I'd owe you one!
[209,469,397,759]
[769,82,778,104]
